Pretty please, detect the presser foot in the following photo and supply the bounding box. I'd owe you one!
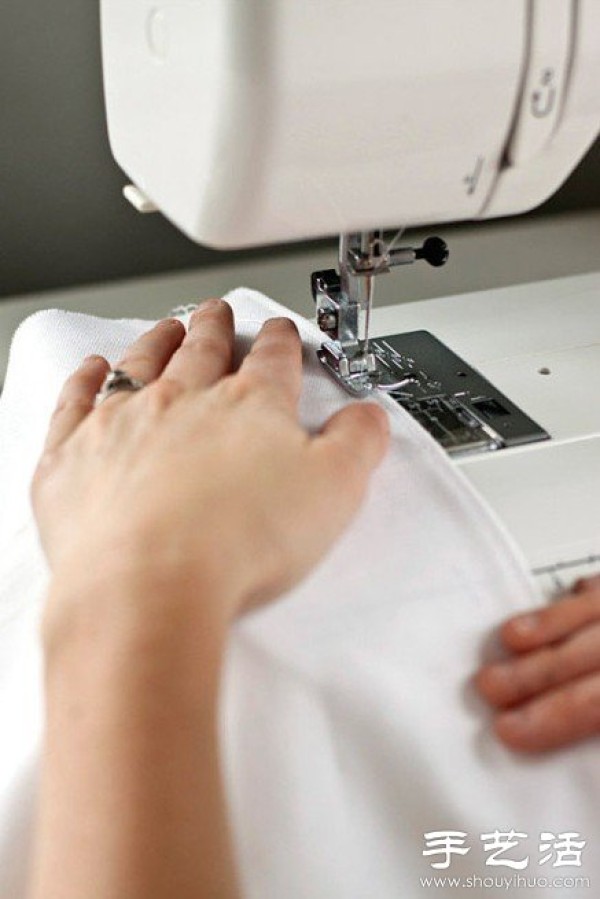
[312,230,450,398]
[317,339,419,398]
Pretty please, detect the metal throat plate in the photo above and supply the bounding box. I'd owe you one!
[369,331,549,457]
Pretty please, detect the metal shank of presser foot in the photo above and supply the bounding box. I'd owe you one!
[312,230,449,397]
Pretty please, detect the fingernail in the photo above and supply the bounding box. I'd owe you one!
[510,613,540,635]
[83,354,105,366]
[188,300,226,325]
[158,317,182,328]
[264,316,298,332]
[199,298,225,311]
[573,575,600,593]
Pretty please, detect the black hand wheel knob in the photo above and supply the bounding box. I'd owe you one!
[416,236,449,267]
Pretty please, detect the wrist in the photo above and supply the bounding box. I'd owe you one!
[43,550,235,664]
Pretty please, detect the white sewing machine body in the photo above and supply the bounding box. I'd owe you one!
[101,0,599,247]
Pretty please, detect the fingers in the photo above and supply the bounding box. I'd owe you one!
[238,318,302,409]
[43,318,185,452]
[44,355,110,452]
[312,403,390,502]
[113,318,186,387]
[477,622,600,709]
[477,584,600,753]
[493,671,600,753]
[160,299,235,391]
[501,588,600,653]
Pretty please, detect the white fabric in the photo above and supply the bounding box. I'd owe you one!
[0,290,597,899]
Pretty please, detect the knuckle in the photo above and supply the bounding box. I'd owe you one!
[145,378,179,412]
[93,394,128,423]
[90,404,111,428]
[196,331,231,360]
[229,369,265,401]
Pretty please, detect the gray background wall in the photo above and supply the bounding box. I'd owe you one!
[1,2,599,300]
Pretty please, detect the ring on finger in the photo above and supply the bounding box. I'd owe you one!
[95,368,147,406]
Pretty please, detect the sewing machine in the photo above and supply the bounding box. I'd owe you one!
[100,0,600,589]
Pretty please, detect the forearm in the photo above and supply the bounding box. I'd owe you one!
[30,568,239,899]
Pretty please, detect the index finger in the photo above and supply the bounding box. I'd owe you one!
[238,318,302,409]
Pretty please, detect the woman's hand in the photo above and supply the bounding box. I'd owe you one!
[476,577,600,753]
[29,303,388,899]
[32,300,389,627]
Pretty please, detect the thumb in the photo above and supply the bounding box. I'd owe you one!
[313,402,390,505]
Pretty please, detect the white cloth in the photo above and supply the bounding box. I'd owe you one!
[0,290,597,899]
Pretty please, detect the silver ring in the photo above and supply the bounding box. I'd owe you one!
[96,368,146,405]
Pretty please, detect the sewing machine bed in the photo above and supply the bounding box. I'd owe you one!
[370,271,600,596]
